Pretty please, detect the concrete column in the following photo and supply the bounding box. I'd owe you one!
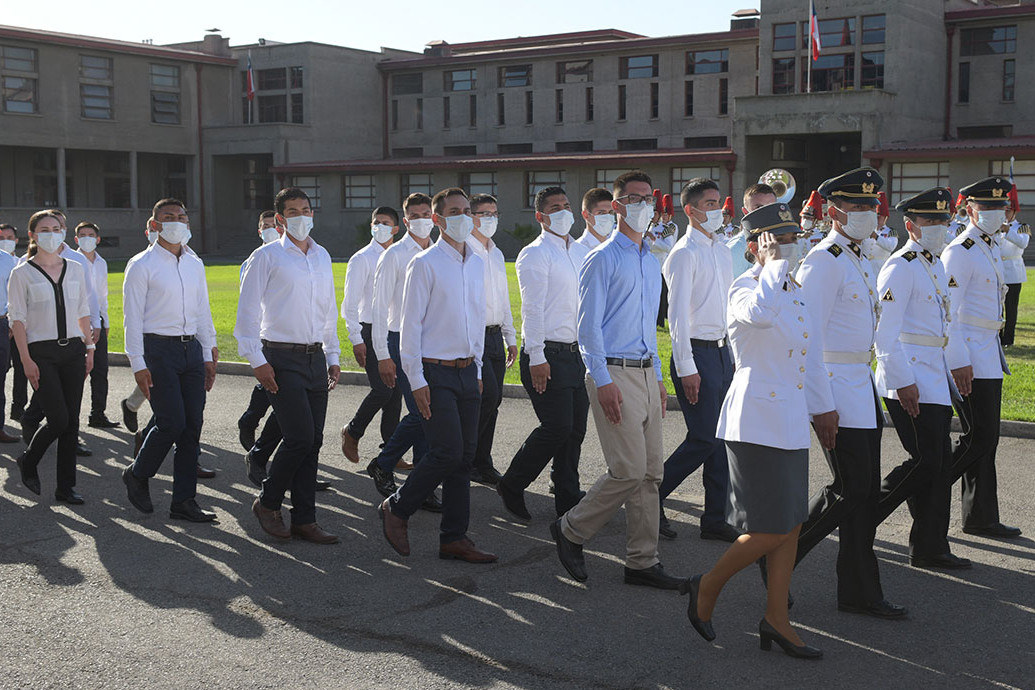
[129,151,138,209]
[56,147,67,209]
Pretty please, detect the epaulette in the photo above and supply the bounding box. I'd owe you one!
[921,249,934,263]
[903,251,917,262]
[962,238,975,249]
[827,244,843,257]
[1020,223,1031,236]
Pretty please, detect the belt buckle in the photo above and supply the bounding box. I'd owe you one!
[57,338,70,347]
[179,335,192,343]
[717,337,726,348]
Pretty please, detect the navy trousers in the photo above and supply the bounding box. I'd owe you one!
[374,330,428,471]
[346,322,401,443]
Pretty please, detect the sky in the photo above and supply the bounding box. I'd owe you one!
[4,0,761,53]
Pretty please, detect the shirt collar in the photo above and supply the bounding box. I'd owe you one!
[404,233,427,252]
[370,238,387,254]
[541,230,570,251]
[830,229,863,258]
[466,235,493,256]
[435,237,467,263]
[686,226,716,247]
[279,232,313,256]
[613,229,650,255]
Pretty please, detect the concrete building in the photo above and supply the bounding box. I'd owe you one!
[2,0,1034,258]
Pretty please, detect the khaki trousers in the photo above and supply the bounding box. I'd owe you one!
[561,365,664,570]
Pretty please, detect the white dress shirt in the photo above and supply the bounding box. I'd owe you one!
[466,236,517,347]
[575,227,606,253]
[370,233,427,361]
[8,258,91,344]
[1000,220,1030,284]
[942,224,1009,380]
[716,260,834,450]
[0,250,17,316]
[59,244,100,330]
[235,233,340,370]
[874,240,961,406]
[78,249,109,326]
[515,231,581,366]
[340,238,386,346]
[797,230,880,429]
[663,227,734,377]
[123,242,217,373]
[399,240,486,391]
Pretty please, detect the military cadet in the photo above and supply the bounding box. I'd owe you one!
[727,183,778,278]
[863,192,898,279]
[1000,187,1029,348]
[575,187,615,257]
[941,176,1022,539]
[797,191,827,260]
[648,196,679,329]
[875,188,972,571]
[792,167,905,618]
[719,196,737,239]
[946,195,969,246]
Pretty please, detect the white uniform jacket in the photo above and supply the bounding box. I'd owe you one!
[865,224,898,278]
[1000,221,1030,284]
[716,260,834,450]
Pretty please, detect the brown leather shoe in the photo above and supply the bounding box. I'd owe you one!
[291,522,339,544]
[396,460,414,471]
[252,498,290,539]
[0,430,20,443]
[196,463,216,479]
[340,426,360,463]
[378,498,409,556]
[439,538,498,564]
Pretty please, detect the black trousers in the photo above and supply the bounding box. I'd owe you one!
[880,400,953,557]
[88,322,109,416]
[241,383,272,427]
[1002,283,1022,346]
[345,322,401,443]
[250,410,282,466]
[796,398,884,606]
[473,326,506,472]
[657,281,668,328]
[0,319,9,427]
[259,347,328,526]
[501,346,587,516]
[950,378,1004,529]
[10,340,28,415]
[23,340,86,491]
[390,361,480,544]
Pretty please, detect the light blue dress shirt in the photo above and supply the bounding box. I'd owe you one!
[726,229,754,277]
[577,231,663,387]
[0,250,18,316]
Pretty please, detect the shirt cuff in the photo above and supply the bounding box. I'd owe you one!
[246,351,268,369]
[673,357,698,378]
[348,332,363,346]
[588,363,613,388]
[202,348,213,363]
[326,352,340,367]
[129,355,147,373]
[526,347,547,366]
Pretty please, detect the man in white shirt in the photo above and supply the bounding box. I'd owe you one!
[575,187,615,259]
[121,198,219,524]
[658,177,737,543]
[378,187,496,564]
[236,187,341,544]
[73,222,118,430]
[119,223,161,436]
[339,207,402,463]
[497,186,588,522]
[467,193,518,487]
[1000,193,1030,348]
[0,223,19,443]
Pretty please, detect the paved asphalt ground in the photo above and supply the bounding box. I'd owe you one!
[0,366,1033,690]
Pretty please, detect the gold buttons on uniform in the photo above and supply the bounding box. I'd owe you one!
[852,293,858,299]
[798,316,804,322]
[911,357,916,362]
[803,332,809,338]
[802,348,808,355]
[797,383,803,389]
[799,366,805,373]
[793,300,799,305]
[869,290,874,295]
[770,392,776,398]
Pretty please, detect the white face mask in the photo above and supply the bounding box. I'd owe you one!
[841,209,878,241]
[697,208,724,233]
[623,201,653,234]
[546,209,574,236]
[371,223,394,244]
[147,231,158,245]
[77,236,98,253]
[776,241,802,265]
[159,221,190,245]
[443,214,474,243]
[478,216,498,239]
[284,215,313,241]
[917,223,948,256]
[0,239,15,254]
[260,227,280,244]
[975,209,1006,235]
[591,213,614,235]
[407,218,434,239]
[36,230,66,254]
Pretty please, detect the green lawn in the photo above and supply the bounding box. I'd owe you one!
[106,263,1033,422]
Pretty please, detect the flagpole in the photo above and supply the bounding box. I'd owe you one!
[807,0,813,93]
[248,50,253,124]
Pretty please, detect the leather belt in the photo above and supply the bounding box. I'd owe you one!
[145,333,196,342]
[899,333,948,348]
[606,356,654,368]
[823,350,873,365]
[544,340,579,352]
[690,337,727,349]
[960,314,1003,331]
[422,356,474,368]
[37,337,80,347]
[486,324,502,334]
[262,340,323,354]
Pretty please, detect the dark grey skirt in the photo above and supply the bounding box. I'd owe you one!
[725,440,809,534]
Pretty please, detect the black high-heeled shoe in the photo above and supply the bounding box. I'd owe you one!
[678,574,715,641]
[16,454,41,496]
[758,618,822,659]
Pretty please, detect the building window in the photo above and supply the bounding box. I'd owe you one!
[618,84,627,120]
[586,86,594,121]
[557,60,592,83]
[619,55,658,79]
[258,95,287,123]
[343,174,376,209]
[102,153,131,208]
[391,99,398,130]
[650,82,659,119]
[290,66,303,89]
[402,173,434,196]
[292,176,320,209]
[862,15,885,44]
[719,78,728,115]
[772,58,795,94]
[618,139,658,152]
[161,155,188,201]
[555,89,564,123]
[684,81,694,116]
[1,45,37,72]
[392,73,422,95]
[150,64,181,124]
[685,136,728,149]
[498,142,533,155]
[498,64,532,88]
[991,159,1034,205]
[525,170,565,208]
[525,90,533,124]
[258,68,286,90]
[806,17,856,48]
[443,96,451,128]
[556,141,593,153]
[687,49,729,75]
[960,26,1016,56]
[671,167,721,195]
[890,162,949,205]
[460,171,497,196]
[861,52,884,89]
[444,145,477,156]
[244,64,302,124]
[242,157,272,210]
[958,125,1011,139]
[391,147,423,158]
[415,97,423,130]
[291,93,303,124]
[1003,59,1015,102]
[958,62,970,104]
[469,94,477,126]
[804,53,854,92]
[445,68,476,91]
[596,169,626,189]
[33,150,57,207]
[497,92,505,125]
[1,46,39,114]
[80,55,112,80]
[81,84,113,120]
[773,23,796,52]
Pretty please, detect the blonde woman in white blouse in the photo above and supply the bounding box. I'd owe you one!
[9,210,94,504]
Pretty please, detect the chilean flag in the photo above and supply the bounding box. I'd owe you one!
[246,52,255,101]
[809,1,822,62]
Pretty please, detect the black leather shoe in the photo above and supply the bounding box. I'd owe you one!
[121,399,138,433]
[122,465,153,514]
[170,498,217,523]
[759,618,822,659]
[550,518,587,582]
[88,413,120,429]
[701,523,741,542]
[238,412,258,452]
[245,451,266,488]
[471,466,502,487]
[659,505,677,540]
[366,459,397,498]
[55,487,85,505]
[316,479,332,491]
[497,480,531,521]
[838,599,908,619]
[624,563,684,590]
[910,552,972,570]
[16,454,41,496]
[76,441,92,457]
[757,556,795,610]
[963,523,1022,539]
[678,574,715,641]
[421,491,443,513]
